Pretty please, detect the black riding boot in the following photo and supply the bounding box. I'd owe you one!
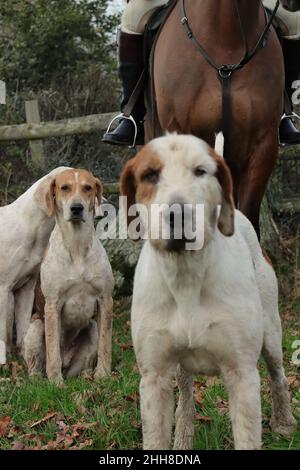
[102,31,145,146]
[280,38,300,145]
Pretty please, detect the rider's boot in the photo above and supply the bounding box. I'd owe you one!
[280,38,300,145]
[102,31,146,146]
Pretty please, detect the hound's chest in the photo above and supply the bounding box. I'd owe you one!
[59,266,103,331]
[61,289,98,331]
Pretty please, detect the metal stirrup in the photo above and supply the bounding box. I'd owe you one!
[105,113,138,148]
[281,111,300,122]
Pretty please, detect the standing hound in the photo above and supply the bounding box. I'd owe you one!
[120,133,296,450]
[0,167,68,364]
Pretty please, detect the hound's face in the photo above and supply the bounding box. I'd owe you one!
[46,169,102,223]
[280,0,300,11]
[120,134,234,252]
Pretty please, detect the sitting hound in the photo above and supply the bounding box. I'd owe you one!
[120,133,296,450]
[0,167,69,364]
[24,169,114,383]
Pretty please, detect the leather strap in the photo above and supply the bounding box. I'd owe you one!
[180,0,280,161]
[122,69,146,118]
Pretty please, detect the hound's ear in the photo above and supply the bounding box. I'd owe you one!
[120,158,137,227]
[94,177,103,214]
[34,176,56,217]
[215,158,235,236]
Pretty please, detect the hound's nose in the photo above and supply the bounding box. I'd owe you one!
[163,201,194,252]
[166,202,185,230]
[164,201,192,230]
[70,203,84,216]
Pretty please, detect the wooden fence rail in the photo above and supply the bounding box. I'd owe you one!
[0,111,117,141]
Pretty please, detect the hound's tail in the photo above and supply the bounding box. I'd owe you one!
[214,132,224,158]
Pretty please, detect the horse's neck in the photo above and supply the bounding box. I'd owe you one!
[199,0,263,44]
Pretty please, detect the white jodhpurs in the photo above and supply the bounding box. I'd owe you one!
[121,0,169,34]
[263,0,300,39]
[122,0,300,39]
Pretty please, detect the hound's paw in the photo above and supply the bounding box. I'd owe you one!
[48,373,64,387]
[28,370,44,379]
[94,365,110,379]
[271,415,297,437]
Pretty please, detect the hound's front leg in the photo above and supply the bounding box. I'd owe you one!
[174,365,195,450]
[140,371,174,450]
[44,301,63,384]
[223,367,262,450]
[15,275,38,356]
[0,288,14,363]
[94,296,113,378]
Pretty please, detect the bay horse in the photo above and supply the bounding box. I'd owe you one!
[147,0,299,236]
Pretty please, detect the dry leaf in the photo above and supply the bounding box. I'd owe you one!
[0,416,11,437]
[7,425,22,438]
[205,377,221,388]
[216,396,229,415]
[12,441,25,450]
[194,383,204,408]
[30,411,57,428]
[107,440,117,450]
[287,376,300,388]
[70,439,93,450]
[195,414,212,422]
[124,392,137,403]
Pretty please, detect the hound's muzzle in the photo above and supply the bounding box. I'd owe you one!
[163,201,195,253]
[70,202,84,221]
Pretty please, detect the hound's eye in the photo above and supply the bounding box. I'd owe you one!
[194,167,207,177]
[83,184,92,192]
[61,185,70,192]
[141,169,160,184]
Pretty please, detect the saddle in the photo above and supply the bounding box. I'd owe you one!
[143,0,177,68]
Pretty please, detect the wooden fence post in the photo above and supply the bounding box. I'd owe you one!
[25,100,45,169]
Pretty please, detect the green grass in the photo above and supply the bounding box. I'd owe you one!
[0,294,299,450]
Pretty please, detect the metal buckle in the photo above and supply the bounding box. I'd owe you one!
[105,113,138,148]
[218,65,233,79]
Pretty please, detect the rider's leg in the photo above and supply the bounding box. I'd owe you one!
[102,0,168,146]
[280,38,300,145]
[263,1,300,144]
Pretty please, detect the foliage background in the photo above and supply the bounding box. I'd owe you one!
[0,0,126,204]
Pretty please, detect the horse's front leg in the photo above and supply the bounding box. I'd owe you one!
[237,132,278,237]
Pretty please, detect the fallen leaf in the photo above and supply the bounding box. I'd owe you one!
[7,425,22,438]
[282,311,293,322]
[195,414,213,422]
[0,416,11,437]
[124,392,137,403]
[107,440,117,450]
[30,411,57,428]
[287,376,300,388]
[10,361,24,380]
[216,396,229,415]
[194,383,204,408]
[72,421,98,432]
[12,441,25,450]
[205,377,221,388]
[70,439,93,450]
